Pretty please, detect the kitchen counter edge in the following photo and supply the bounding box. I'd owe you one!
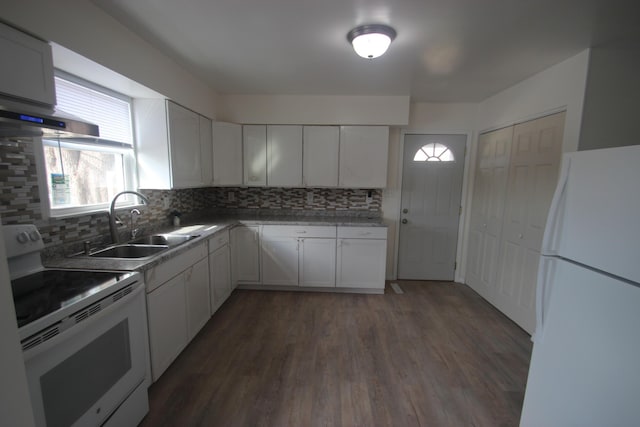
[44,216,386,273]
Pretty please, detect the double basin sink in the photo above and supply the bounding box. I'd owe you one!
[88,234,199,259]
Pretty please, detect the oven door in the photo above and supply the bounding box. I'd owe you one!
[23,284,148,427]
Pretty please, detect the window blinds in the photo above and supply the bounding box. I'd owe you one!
[54,77,133,145]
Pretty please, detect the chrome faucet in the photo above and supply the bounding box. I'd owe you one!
[130,208,142,239]
[109,191,149,244]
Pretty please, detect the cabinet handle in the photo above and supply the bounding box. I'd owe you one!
[295,231,307,234]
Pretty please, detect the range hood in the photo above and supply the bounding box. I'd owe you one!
[0,105,99,139]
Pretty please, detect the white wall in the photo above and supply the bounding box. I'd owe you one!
[386,51,590,282]
[384,103,477,280]
[579,45,640,150]
[0,0,219,118]
[477,50,590,153]
[219,94,410,125]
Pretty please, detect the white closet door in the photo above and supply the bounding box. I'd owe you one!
[466,127,513,300]
[496,112,565,333]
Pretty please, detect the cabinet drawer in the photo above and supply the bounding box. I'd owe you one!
[262,225,336,238]
[208,229,230,253]
[145,243,208,292]
[337,226,387,239]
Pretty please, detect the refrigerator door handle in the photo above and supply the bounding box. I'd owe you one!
[534,256,556,342]
[541,156,572,255]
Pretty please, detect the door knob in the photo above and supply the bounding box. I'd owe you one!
[402,208,408,214]
[401,219,408,224]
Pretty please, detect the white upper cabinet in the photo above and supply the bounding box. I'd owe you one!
[267,125,303,187]
[339,126,389,188]
[303,126,339,187]
[135,99,212,189]
[243,125,267,186]
[0,22,55,106]
[212,122,243,186]
[168,101,203,188]
[200,115,213,186]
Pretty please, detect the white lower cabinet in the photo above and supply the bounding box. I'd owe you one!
[146,274,187,382]
[299,237,336,287]
[336,227,387,289]
[185,258,210,340]
[209,230,231,313]
[145,243,209,382]
[261,225,337,287]
[230,225,261,285]
[262,235,299,285]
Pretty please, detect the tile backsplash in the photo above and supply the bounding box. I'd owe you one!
[1,139,381,255]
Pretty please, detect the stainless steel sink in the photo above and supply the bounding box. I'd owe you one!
[89,244,168,259]
[128,234,198,247]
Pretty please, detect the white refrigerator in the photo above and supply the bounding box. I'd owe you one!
[520,145,640,426]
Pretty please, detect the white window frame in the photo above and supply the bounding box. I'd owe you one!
[35,72,139,219]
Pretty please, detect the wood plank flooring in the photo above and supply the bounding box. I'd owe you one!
[140,281,532,427]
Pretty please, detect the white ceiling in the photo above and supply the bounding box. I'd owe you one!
[91,0,639,102]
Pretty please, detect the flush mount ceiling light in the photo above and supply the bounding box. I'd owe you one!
[347,24,397,59]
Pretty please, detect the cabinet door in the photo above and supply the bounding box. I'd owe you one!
[267,125,303,187]
[210,244,231,313]
[243,125,267,186]
[303,126,339,187]
[262,236,299,286]
[185,257,210,340]
[339,126,389,188]
[230,225,261,284]
[200,115,213,186]
[300,238,336,287]
[336,238,387,289]
[147,274,188,381]
[0,22,55,105]
[212,122,243,186]
[168,101,203,188]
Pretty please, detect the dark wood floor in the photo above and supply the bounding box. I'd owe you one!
[140,281,532,427]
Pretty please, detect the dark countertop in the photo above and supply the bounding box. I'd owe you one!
[44,214,386,273]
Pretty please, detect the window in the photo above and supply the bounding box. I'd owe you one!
[41,74,137,217]
[413,142,455,162]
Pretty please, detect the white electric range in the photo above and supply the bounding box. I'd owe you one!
[5,224,149,427]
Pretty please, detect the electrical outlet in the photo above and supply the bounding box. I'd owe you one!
[366,190,373,204]
[228,191,235,202]
[306,191,314,204]
[163,196,170,209]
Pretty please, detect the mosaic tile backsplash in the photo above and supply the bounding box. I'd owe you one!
[0,139,381,256]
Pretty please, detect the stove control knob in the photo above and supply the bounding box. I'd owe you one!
[28,231,41,242]
[16,232,29,244]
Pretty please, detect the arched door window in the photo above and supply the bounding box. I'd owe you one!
[413,142,455,162]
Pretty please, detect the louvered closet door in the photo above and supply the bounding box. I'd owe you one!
[466,127,513,300]
[496,112,565,333]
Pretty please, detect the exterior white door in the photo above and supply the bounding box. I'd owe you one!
[398,134,466,280]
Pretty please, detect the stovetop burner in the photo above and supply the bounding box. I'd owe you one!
[11,269,136,328]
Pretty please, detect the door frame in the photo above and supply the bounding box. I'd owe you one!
[393,129,474,283]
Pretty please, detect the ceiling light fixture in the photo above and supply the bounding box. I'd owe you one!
[347,24,397,59]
